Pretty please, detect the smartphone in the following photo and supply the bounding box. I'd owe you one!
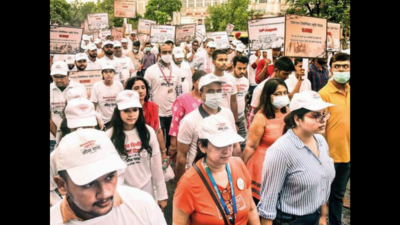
[302,58,309,80]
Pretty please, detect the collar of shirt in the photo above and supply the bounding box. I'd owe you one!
[60,191,123,223]
[327,80,350,94]
[287,129,323,149]
[198,104,221,118]
[158,61,171,70]
[51,79,75,91]
[311,62,327,71]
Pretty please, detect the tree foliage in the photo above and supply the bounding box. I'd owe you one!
[50,0,71,25]
[205,0,251,31]
[144,0,182,24]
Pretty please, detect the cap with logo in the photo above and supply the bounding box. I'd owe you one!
[198,115,244,147]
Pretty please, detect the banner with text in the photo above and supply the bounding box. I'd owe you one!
[248,16,284,51]
[50,26,83,54]
[87,13,109,30]
[114,1,136,18]
[327,22,341,52]
[150,25,176,43]
[175,24,196,44]
[206,31,229,49]
[69,70,103,99]
[138,19,156,35]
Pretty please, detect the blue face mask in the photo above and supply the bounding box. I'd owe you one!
[332,71,350,83]
[145,47,151,52]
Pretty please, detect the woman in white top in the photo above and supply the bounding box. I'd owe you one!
[106,90,168,211]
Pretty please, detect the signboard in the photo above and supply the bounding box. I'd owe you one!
[175,23,196,44]
[149,25,176,43]
[69,70,103,99]
[206,31,229,49]
[138,19,156,35]
[87,13,109,30]
[114,1,136,18]
[50,26,83,54]
[327,22,341,52]
[248,16,285,51]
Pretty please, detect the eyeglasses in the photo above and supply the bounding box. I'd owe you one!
[305,112,331,123]
[52,75,67,79]
[333,64,350,69]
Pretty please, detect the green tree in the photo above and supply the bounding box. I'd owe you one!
[205,0,251,31]
[69,0,96,27]
[50,0,71,25]
[144,0,182,24]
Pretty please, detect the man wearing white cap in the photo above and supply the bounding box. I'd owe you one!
[70,53,88,71]
[172,47,192,94]
[97,41,121,77]
[175,73,241,182]
[90,62,124,129]
[113,40,135,85]
[80,34,91,50]
[86,43,102,70]
[94,38,103,56]
[191,41,216,74]
[121,38,130,55]
[63,55,76,71]
[226,44,246,73]
[50,129,167,224]
[50,61,87,152]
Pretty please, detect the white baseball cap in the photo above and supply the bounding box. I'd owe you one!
[101,62,115,70]
[102,40,114,48]
[198,115,244,147]
[236,44,245,53]
[75,53,88,61]
[198,74,222,91]
[113,41,121,48]
[51,61,69,76]
[173,47,184,58]
[130,31,136,34]
[116,90,142,110]
[82,35,90,41]
[94,38,102,44]
[87,43,97,51]
[289,90,335,112]
[65,88,83,102]
[54,128,126,185]
[121,38,128,43]
[65,98,97,128]
[207,41,217,48]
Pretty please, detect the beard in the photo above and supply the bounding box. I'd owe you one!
[89,53,97,58]
[105,50,113,56]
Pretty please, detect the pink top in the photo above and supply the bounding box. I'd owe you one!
[169,93,202,137]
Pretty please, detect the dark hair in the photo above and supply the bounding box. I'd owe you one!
[133,41,141,47]
[329,52,350,67]
[233,55,249,67]
[212,49,227,60]
[158,43,170,54]
[192,40,199,45]
[109,107,152,159]
[125,76,150,102]
[193,139,208,164]
[294,58,303,66]
[274,56,295,72]
[145,42,152,46]
[58,170,68,183]
[192,70,207,83]
[258,78,288,119]
[101,69,115,75]
[283,108,310,133]
[165,40,174,44]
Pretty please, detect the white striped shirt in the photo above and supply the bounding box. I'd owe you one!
[257,129,335,220]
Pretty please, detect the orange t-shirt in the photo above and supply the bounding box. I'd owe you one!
[174,157,252,225]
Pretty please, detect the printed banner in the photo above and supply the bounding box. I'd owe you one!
[87,13,109,30]
[138,34,150,45]
[248,17,285,51]
[50,26,83,54]
[149,25,176,44]
[114,1,136,18]
[196,24,206,36]
[226,23,235,35]
[206,31,229,49]
[100,30,111,40]
[112,27,124,42]
[284,14,327,58]
[175,24,196,44]
[327,22,341,52]
[68,70,103,99]
[138,19,156,35]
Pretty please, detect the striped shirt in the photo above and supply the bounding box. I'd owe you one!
[257,129,335,220]
[308,62,329,92]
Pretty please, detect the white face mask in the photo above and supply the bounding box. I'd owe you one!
[272,95,290,109]
[133,49,138,53]
[205,93,223,109]
[161,54,172,64]
[332,71,350,83]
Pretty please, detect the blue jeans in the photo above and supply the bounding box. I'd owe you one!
[329,162,350,225]
[273,208,321,225]
[50,140,56,153]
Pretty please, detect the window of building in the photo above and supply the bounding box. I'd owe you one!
[188,0,195,7]
[196,0,203,7]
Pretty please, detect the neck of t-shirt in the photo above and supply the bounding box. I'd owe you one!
[201,103,218,115]
[160,60,170,68]
[103,80,113,86]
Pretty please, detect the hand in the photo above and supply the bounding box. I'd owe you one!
[319,216,327,225]
[235,124,239,132]
[185,46,190,52]
[162,152,170,167]
[158,200,168,211]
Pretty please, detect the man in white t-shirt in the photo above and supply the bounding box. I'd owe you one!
[190,41,216,74]
[50,129,166,225]
[71,53,88,71]
[97,41,123,81]
[113,40,135,85]
[94,38,103,56]
[86,43,102,70]
[90,62,124,129]
[210,49,238,124]
[175,74,242,182]
[50,61,87,152]
[247,49,261,106]
[285,58,312,93]
[64,55,76,71]
[144,43,182,150]
[121,38,131,55]
[231,55,250,151]
[185,39,200,63]
[172,47,193,94]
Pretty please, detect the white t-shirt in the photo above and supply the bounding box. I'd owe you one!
[250,78,270,108]
[90,81,124,124]
[232,76,249,118]
[115,56,136,82]
[285,73,312,93]
[122,48,130,56]
[177,106,236,170]
[97,56,122,82]
[50,80,87,140]
[86,58,102,70]
[144,63,182,117]
[105,125,168,201]
[172,60,193,94]
[50,185,167,225]
[212,72,238,109]
[248,55,258,86]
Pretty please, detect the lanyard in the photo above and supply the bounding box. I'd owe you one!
[203,156,237,225]
[158,62,172,87]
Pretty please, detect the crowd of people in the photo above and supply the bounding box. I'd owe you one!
[50,28,350,225]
